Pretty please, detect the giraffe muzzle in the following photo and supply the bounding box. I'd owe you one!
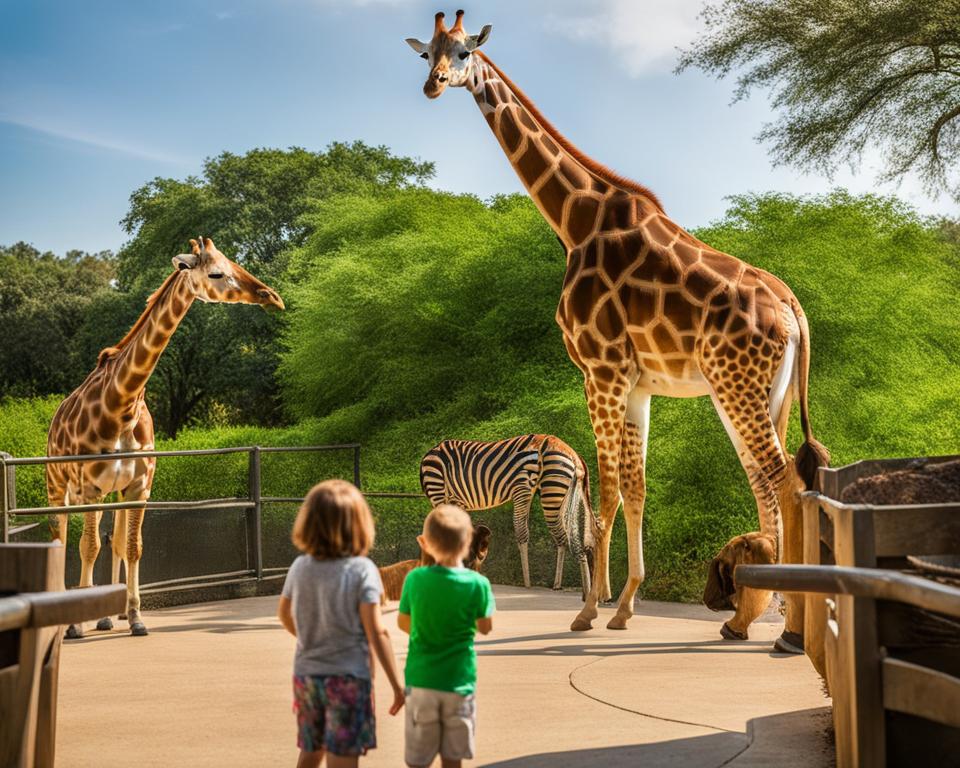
[424,68,449,99]
[257,288,285,311]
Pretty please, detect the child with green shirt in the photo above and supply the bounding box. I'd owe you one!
[398,505,496,768]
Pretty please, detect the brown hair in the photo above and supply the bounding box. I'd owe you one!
[292,479,375,558]
[423,504,472,558]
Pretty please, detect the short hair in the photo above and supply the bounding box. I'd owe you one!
[423,504,472,557]
[292,479,375,558]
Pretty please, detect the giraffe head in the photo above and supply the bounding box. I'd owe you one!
[172,237,284,310]
[405,9,492,99]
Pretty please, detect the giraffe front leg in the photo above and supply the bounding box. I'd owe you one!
[97,508,129,631]
[572,376,631,631]
[125,507,147,635]
[121,477,151,636]
[608,393,650,630]
[66,508,104,639]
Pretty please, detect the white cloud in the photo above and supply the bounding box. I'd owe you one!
[0,115,189,166]
[547,0,704,77]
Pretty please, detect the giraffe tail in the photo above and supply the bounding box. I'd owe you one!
[793,308,830,491]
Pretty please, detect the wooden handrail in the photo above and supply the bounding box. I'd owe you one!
[0,585,126,632]
[735,564,960,619]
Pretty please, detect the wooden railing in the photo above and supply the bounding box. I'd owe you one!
[1,544,126,768]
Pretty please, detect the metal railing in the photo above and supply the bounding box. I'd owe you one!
[0,444,363,593]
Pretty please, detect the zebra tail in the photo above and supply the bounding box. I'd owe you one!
[577,458,599,550]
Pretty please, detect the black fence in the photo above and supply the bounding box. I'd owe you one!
[0,445,588,600]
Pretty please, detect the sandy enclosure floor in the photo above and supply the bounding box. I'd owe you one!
[55,586,832,767]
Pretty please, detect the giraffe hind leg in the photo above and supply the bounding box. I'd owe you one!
[705,363,789,641]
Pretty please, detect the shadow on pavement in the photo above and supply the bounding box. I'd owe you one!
[479,731,748,768]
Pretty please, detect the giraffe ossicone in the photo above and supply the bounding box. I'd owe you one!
[46,238,283,637]
[405,11,829,641]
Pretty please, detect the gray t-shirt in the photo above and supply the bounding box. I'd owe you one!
[281,554,383,678]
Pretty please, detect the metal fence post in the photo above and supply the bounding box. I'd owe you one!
[248,446,263,580]
[353,445,361,490]
[0,452,15,544]
[1,452,10,544]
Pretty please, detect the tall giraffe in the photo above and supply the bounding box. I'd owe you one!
[405,11,829,640]
[47,238,284,637]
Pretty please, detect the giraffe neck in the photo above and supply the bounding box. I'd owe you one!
[104,271,196,412]
[468,52,663,249]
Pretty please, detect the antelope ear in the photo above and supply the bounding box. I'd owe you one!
[406,37,429,54]
[465,24,492,50]
[172,253,200,271]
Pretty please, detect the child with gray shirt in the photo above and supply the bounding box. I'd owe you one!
[278,479,404,768]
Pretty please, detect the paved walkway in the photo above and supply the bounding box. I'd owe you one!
[56,586,832,767]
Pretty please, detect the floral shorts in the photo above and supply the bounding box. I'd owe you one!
[292,674,376,756]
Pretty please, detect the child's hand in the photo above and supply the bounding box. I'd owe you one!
[389,686,405,716]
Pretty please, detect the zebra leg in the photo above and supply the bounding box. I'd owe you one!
[553,546,565,590]
[511,490,533,588]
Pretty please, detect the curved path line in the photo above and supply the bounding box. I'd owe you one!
[567,655,741,734]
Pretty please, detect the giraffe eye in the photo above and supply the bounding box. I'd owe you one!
[208,272,224,280]
[459,51,471,60]
[420,52,429,60]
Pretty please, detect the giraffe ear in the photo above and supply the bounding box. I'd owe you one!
[406,37,429,55]
[465,24,492,50]
[172,253,200,271]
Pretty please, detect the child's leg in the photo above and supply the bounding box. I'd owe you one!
[297,750,324,768]
[326,755,358,768]
[405,688,442,768]
[293,676,327,768]
[439,691,476,767]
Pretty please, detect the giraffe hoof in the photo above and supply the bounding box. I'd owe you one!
[118,613,127,621]
[64,624,84,640]
[606,614,630,630]
[130,622,149,636]
[720,622,748,641]
[96,617,114,631]
[773,630,804,655]
[570,616,594,632]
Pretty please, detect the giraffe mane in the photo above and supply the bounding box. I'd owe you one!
[96,269,182,366]
[476,51,664,213]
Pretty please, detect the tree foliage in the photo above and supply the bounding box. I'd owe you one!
[0,243,115,397]
[114,142,434,436]
[679,0,960,198]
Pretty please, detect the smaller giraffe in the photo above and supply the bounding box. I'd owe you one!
[420,435,597,596]
[46,238,283,637]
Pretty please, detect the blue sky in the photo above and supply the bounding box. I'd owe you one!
[1,0,954,255]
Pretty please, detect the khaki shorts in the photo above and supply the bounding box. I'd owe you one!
[404,686,476,766]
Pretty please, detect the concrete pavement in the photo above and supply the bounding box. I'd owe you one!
[55,586,832,767]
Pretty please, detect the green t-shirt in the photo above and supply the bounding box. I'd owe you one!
[398,566,495,695]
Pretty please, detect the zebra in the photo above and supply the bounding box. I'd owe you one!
[419,434,597,596]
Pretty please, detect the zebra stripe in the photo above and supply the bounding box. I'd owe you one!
[419,434,595,590]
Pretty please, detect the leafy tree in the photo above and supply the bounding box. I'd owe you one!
[679,0,960,198]
[0,243,115,397]
[115,142,434,436]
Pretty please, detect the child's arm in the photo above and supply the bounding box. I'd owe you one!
[359,602,405,715]
[476,616,493,635]
[397,612,412,635]
[277,596,296,637]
